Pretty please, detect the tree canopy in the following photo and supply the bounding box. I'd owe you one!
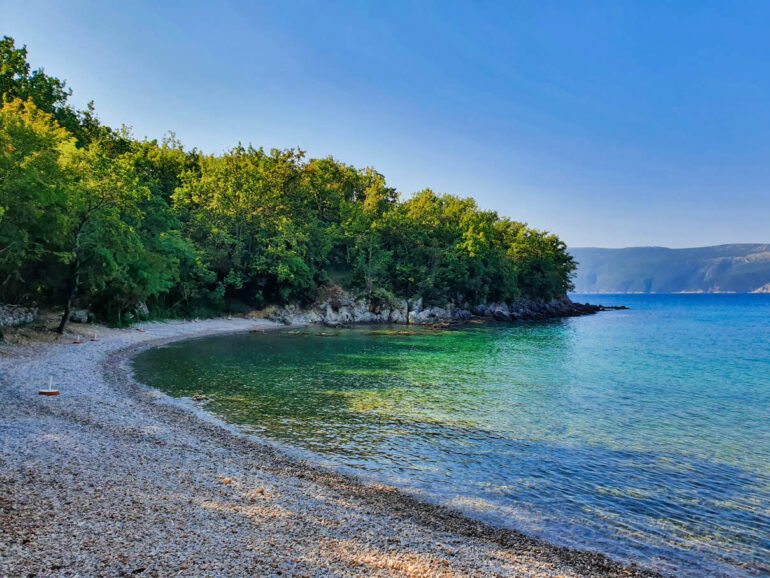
[0,36,575,330]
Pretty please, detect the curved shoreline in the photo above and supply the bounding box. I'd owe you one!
[1,319,656,576]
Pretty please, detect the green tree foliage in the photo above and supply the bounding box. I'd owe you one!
[0,99,75,300]
[173,145,325,307]
[0,36,576,326]
[0,36,98,144]
[54,132,148,331]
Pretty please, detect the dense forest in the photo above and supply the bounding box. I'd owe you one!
[0,37,575,331]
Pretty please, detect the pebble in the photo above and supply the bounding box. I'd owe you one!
[0,318,656,577]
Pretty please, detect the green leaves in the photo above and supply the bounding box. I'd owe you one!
[0,99,75,299]
[1,35,576,320]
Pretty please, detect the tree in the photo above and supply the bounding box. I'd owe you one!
[174,145,331,307]
[0,36,92,142]
[506,225,576,300]
[2,35,579,324]
[55,134,146,332]
[0,99,75,302]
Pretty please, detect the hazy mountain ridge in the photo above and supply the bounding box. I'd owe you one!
[569,244,770,293]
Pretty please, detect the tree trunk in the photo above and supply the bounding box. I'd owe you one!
[57,293,73,334]
[57,259,80,334]
[406,300,411,325]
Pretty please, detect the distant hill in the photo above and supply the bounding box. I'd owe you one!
[569,244,770,293]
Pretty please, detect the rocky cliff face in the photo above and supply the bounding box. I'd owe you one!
[270,293,603,327]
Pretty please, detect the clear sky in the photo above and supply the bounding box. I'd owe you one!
[3,0,769,247]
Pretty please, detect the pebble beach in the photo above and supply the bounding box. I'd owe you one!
[0,318,655,577]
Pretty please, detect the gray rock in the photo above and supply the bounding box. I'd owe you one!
[453,309,472,321]
[266,292,584,328]
[492,309,511,321]
[488,303,510,321]
[322,309,339,326]
[339,307,353,324]
[0,305,38,327]
[69,309,90,324]
[407,310,425,324]
[354,311,377,323]
[409,308,445,324]
[292,311,322,325]
[389,309,406,323]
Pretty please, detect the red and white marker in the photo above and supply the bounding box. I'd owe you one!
[39,377,60,396]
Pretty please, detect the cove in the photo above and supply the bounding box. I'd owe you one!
[133,294,770,577]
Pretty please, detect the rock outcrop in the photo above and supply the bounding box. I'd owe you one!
[68,309,90,324]
[0,305,38,327]
[270,292,605,327]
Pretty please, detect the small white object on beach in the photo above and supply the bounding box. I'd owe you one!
[91,331,99,342]
[136,324,147,333]
[73,334,84,344]
[39,376,59,396]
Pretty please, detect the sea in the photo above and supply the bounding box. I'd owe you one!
[133,294,770,576]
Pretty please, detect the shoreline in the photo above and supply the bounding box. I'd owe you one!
[1,318,655,576]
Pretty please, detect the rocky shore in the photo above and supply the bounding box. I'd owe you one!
[0,318,651,577]
[272,294,611,327]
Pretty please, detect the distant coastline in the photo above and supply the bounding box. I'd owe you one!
[569,244,770,294]
[572,290,770,294]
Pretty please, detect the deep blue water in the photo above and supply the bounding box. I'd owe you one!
[134,294,770,576]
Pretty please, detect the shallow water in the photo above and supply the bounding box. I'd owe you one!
[133,294,770,576]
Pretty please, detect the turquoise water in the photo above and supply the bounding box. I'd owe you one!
[133,294,770,576]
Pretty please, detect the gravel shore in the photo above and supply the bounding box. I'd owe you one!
[0,318,656,577]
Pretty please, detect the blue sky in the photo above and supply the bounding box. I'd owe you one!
[3,0,769,247]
